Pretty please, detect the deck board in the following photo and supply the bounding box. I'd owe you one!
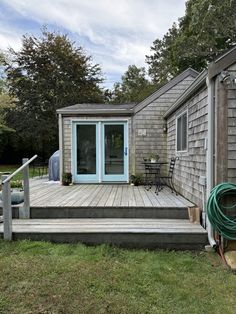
[113,186,123,207]
[105,185,117,207]
[28,178,195,208]
[0,219,206,233]
[138,186,153,207]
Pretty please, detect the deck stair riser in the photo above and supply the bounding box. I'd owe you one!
[2,206,189,219]
[29,206,189,219]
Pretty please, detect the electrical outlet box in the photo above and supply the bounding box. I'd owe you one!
[199,176,206,186]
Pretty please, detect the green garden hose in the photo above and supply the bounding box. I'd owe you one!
[207,183,236,240]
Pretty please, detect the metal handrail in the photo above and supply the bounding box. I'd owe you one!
[2,155,38,184]
[1,154,38,240]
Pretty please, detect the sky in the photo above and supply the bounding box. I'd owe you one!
[0,0,186,88]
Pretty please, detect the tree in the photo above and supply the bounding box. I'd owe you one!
[0,51,15,160]
[0,51,14,133]
[110,65,155,103]
[146,0,236,84]
[5,29,104,159]
[146,23,179,84]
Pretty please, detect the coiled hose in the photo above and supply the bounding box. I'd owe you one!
[207,183,236,240]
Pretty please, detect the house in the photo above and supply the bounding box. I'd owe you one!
[57,68,198,184]
[57,46,236,219]
[3,48,236,249]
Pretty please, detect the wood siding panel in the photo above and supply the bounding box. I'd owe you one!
[166,87,208,207]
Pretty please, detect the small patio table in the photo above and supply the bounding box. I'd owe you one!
[142,161,168,191]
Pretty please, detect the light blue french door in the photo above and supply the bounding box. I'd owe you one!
[73,122,99,183]
[102,122,128,182]
[73,121,128,183]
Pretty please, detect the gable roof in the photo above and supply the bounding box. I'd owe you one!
[57,68,199,117]
[57,103,136,116]
[133,68,199,114]
[163,70,207,119]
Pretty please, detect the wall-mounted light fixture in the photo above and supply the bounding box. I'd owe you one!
[163,123,167,133]
[219,71,236,86]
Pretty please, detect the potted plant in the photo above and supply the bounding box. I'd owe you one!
[130,174,143,186]
[62,172,72,186]
[149,154,160,163]
[0,180,24,205]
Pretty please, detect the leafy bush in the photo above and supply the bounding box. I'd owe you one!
[62,172,72,186]
[11,180,23,189]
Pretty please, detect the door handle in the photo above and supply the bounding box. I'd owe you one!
[124,147,128,156]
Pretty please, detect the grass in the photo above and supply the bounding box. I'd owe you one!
[0,164,46,181]
[0,241,236,314]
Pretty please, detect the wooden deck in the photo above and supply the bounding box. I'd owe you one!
[29,177,194,208]
[0,178,208,249]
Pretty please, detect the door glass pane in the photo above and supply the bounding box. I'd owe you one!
[105,125,124,175]
[77,124,96,174]
[177,117,181,151]
[182,113,187,150]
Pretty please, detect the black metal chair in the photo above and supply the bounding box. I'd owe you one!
[144,162,161,190]
[155,157,179,195]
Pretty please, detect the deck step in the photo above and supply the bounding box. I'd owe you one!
[9,206,189,219]
[0,218,207,250]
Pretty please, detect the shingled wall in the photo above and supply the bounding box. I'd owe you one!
[133,76,196,175]
[166,86,208,207]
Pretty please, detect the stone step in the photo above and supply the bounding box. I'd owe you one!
[0,218,207,250]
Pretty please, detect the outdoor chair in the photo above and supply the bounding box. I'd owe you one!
[155,157,179,195]
[143,158,161,190]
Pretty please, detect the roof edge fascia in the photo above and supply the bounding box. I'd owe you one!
[56,109,134,116]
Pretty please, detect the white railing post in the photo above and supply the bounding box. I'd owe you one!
[2,175,12,240]
[21,158,30,218]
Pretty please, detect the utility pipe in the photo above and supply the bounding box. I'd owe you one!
[206,76,217,248]
[58,113,63,182]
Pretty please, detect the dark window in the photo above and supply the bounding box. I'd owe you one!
[177,112,187,151]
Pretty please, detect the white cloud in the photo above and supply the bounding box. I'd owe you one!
[0,0,186,87]
[0,25,22,52]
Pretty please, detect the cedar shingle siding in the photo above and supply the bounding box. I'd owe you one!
[166,87,208,206]
[133,76,196,175]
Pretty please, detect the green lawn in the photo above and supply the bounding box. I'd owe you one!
[0,164,46,181]
[0,241,236,314]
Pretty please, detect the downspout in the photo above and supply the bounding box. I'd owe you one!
[59,113,63,183]
[206,77,217,248]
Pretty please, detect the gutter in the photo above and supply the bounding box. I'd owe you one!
[206,77,217,248]
[56,110,134,116]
